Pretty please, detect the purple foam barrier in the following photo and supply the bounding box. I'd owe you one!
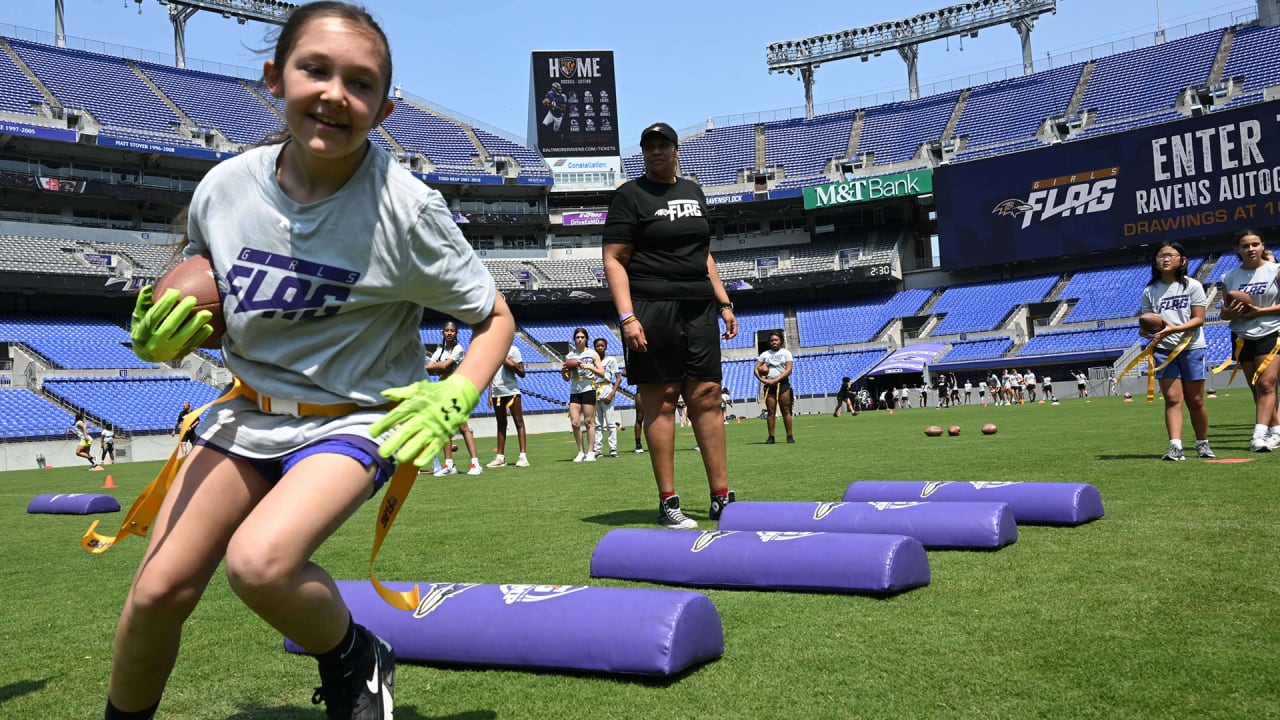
[590,528,929,595]
[26,493,120,515]
[842,481,1104,526]
[284,580,723,677]
[717,500,1017,550]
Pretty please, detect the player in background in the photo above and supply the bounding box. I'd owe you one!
[592,337,622,458]
[562,327,603,462]
[622,365,646,453]
[541,81,567,136]
[73,410,98,469]
[1024,369,1037,403]
[1140,241,1212,460]
[487,341,529,468]
[757,331,795,444]
[1220,229,1280,452]
[102,5,514,718]
[100,422,116,465]
[427,322,483,476]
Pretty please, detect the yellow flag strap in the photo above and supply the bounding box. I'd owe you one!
[1211,338,1241,377]
[1118,331,1194,403]
[82,377,422,612]
[369,462,421,611]
[81,382,239,553]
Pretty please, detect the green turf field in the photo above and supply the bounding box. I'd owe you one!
[1,392,1277,719]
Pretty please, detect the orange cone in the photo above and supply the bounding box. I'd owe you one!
[103,475,116,489]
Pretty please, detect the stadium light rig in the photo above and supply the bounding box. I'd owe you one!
[766,0,1057,114]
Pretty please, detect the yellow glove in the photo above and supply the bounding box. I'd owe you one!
[371,375,480,467]
[130,286,214,363]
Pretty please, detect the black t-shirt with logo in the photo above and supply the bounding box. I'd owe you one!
[603,176,712,300]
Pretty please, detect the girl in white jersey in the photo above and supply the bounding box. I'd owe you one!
[105,5,514,719]
[1139,241,1212,460]
[756,331,795,443]
[562,326,604,461]
[1221,229,1280,452]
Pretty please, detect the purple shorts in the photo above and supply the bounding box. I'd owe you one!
[195,435,395,494]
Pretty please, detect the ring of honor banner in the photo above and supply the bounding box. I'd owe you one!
[934,100,1280,269]
[529,51,620,157]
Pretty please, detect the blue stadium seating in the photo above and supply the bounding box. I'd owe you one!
[137,60,281,146]
[936,337,1014,364]
[931,275,1058,335]
[0,41,43,116]
[1078,29,1223,123]
[9,38,191,140]
[1019,325,1138,357]
[471,127,552,178]
[1061,263,1151,323]
[795,290,933,347]
[763,110,857,178]
[379,102,482,172]
[0,388,81,440]
[953,62,1084,151]
[858,91,962,165]
[1222,24,1280,93]
[0,314,155,370]
[42,376,221,433]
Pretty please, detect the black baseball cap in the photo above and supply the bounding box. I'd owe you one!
[640,122,678,146]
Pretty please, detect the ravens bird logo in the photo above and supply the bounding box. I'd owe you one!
[992,198,1034,216]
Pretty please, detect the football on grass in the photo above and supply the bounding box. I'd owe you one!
[924,425,943,437]
[948,425,961,436]
[1138,312,1166,335]
[154,254,223,349]
[982,423,998,435]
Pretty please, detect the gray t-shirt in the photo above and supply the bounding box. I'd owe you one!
[187,142,496,458]
[1222,262,1280,340]
[1140,277,1207,351]
[491,345,523,398]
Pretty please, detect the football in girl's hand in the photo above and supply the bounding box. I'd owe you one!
[154,254,224,349]
[1138,313,1166,336]
[563,358,581,370]
[1225,289,1253,308]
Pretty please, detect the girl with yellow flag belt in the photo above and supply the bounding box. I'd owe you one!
[1221,230,1280,452]
[86,5,514,719]
[1139,241,1211,461]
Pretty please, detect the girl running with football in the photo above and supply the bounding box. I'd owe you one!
[1221,229,1280,452]
[103,4,514,718]
[1140,241,1211,460]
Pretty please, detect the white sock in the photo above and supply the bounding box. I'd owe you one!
[1169,439,1182,450]
[518,453,527,459]
[494,454,504,462]
[445,459,455,468]
[1196,439,1210,447]
[1255,424,1269,438]
[1270,426,1280,437]
[471,457,480,466]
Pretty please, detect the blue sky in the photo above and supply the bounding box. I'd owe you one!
[2,0,1257,148]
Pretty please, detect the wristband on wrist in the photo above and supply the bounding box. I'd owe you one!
[719,302,734,312]
[620,313,638,327]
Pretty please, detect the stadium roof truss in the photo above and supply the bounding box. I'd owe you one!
[128,0,298,67]
[766,0,1057,116]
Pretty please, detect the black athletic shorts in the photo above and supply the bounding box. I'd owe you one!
[1235,331,1278,361]
[625,298,722,384]
[762,379,792,398]
[569,390,596,406]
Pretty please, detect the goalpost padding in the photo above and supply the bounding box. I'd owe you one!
[284,580,723,677]
[26,493,120,515]
[842,481,1104,526]
[590,528,930,595]
[717,500,1017,550]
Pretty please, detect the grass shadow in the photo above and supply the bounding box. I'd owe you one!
[580,508,654,526]
[0,678,52,706]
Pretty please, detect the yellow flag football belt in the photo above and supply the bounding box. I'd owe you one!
[1118,331,1195,402]
[1210,336,1280,387]
[81,378,423,613]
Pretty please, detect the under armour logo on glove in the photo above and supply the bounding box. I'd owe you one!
[372,375,480,467]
